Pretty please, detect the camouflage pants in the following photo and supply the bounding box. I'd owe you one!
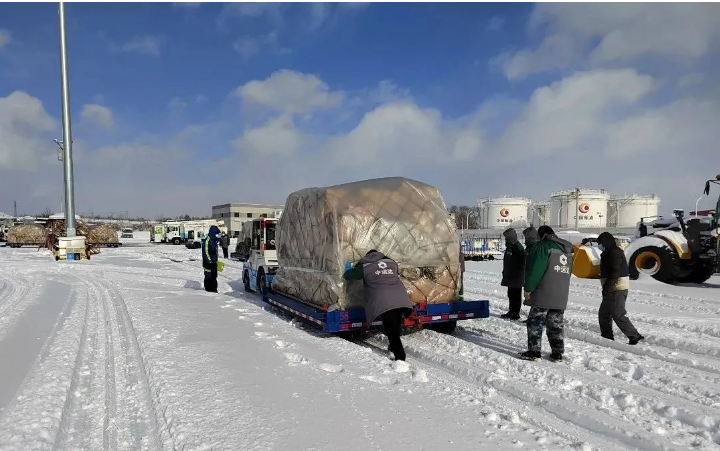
[527,307,565,353]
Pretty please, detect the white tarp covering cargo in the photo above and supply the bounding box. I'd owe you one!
[272,177,461,311]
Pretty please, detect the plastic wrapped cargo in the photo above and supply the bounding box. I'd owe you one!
[87,224,119,244]
[272,177,461,311]
[6,225,45,244]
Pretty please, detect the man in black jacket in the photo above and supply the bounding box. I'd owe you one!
[597,232,644,345]
[501,228,525,320]
[220,233,230,259]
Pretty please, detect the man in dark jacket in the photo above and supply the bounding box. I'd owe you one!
[202,225,221,292]
[597,232,644,345]
[344,250,413,361]
[501,229,525,320]
[220,233,230,259]
[520,225,574,362]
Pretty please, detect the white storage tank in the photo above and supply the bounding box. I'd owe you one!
[478,197,531,229]
[608,194,661,228]
[550,189,609,229]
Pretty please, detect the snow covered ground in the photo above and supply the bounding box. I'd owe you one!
[1,240,719,450]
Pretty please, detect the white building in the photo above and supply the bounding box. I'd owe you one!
[478,197,532,229]
[550,189,610,229]
[211,203,284,237]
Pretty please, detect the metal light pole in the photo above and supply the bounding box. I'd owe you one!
[59,2,77,237]
[574,187,580,231]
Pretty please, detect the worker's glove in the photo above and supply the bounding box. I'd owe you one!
[523,292,532,306]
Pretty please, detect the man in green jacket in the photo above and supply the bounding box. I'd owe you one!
[520,226,574,362]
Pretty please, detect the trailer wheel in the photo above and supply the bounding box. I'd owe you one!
[337,331,362,341]
[259,272,267,296]
[243,271,252,292]
[426,320,457,334]
[628,245,680,284]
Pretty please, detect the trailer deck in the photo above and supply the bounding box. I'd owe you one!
[262,286,490,333]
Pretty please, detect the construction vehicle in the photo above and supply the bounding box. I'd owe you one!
[574,175,719,284]
[120,228,134,238]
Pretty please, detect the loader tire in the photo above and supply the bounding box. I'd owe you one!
[679,264,716,285]
[628,245,680,285]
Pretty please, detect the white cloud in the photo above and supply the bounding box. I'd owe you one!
[168,97,188,111]
[113,35,163,56]
[497,4,720,79]
[216,3,284,32]
[233,115,303,156]
[369,79,413,104]
[195,95,208,104]
[0,29,12,49]
[236,69,344,115]
[495,69,655,160]
[234,37,261,61]
[603,98,719,159]
[308,3,330,31]
[328,102,486,172]
[487,16,505,32]
[0,91,56,169]
[80,104,114,131]
[678,73,705,88]
[233,32,288,61]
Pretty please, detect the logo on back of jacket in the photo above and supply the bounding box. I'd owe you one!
[554,254,570,274]
[375,261,394,276]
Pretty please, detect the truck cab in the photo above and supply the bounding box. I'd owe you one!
[165,223,182,245]
[121,228,134,238]
[241,218,279,294]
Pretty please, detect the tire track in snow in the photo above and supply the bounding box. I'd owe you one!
[99,280,119,451]
[52,281,93,451]
[400,330,697,451]
[102,278,165,451]
[464,281,720,377]
[0,271,34,339]
[0,281,84,450]
[362,335,641,451]
[462,285,720,409]
[464,317,720,409]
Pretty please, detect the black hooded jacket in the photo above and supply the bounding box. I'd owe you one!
[598,232,630,293]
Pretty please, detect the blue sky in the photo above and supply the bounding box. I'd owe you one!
[1,3,719,218]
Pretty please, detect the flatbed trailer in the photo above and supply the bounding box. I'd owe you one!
[5,242,44,248]
[256,274,490,333]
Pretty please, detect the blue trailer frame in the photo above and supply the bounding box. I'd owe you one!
[255,274,490,333]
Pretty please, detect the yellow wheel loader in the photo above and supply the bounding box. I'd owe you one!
[573,175,720,285]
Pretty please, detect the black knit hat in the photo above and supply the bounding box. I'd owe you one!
[537,225,555,238]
